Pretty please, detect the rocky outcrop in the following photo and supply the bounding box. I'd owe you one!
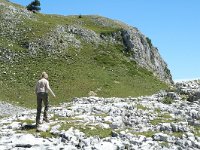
[176,80,200,94]
[27,25,102,56]
[120,28,172,84]
[176,80,200,102]
[0,1,34,40]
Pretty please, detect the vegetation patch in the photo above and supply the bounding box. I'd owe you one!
[40,131,55,138]
[149,112,174,125]
[158,113,172,119]
[59,122,112,138]
[170,131,184,138]
[160,141,170,148]
[162,97,174,104]
[136,104,149,110]
[155,108,161,113]
[146,37,152,48]
[180,94,188,101]
[132,131,157,137]
[94,113,108,118]
[80,125,112,138]
[193,126,200,137]
[17,119,35,124]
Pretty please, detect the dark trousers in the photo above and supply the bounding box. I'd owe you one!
[36,92,49,125]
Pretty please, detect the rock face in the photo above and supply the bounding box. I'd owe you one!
[0,0,172,84]
[120,27,172,84]
[0,81,200,149]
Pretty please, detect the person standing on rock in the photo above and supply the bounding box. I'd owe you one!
[35,72,56,128]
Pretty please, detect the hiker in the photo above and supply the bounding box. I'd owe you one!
[35,72,56,128]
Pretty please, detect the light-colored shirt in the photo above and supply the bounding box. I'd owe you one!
[35,78,55,97]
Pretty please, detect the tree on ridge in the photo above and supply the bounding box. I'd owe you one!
[26,0,41,12]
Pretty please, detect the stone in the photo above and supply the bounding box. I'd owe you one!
[50,124,61,135]
[88,91,97,96]
[94,141,118,150]
[7,122,21,130]
[37,123,50,132]
[186,132,196,142]
[153,133,170,142]
[159,123,172,132]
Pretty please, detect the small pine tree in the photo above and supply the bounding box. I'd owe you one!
[26,0,41,12]
[146,37,152,48]
[78,14,82,18]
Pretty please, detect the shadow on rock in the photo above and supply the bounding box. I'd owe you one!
[21,124,36,130]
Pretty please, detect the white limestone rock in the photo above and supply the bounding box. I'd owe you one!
[94,141,118,150]
[153,133,171,142]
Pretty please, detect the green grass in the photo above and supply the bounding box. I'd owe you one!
[17,128,55,138]
[94,113,108,117]
[0,0,169,108]
[155,108,161,113]
[158,113,172,119]
[132,131,157,137]
[17,119,35,124]
[40,131,55,138]
[0,44,167,108]
[180,94,188,101]
[193,126,200,137]
[132,130,183,140]
[81,126,112,138]
[0,37,26,53]
[150,119,173,126]
[150,114,175,126]
[162,97,174,104]
[160,142,170,148]
[0,42,168,108]
[136,104,149,110]
[170,132,183,138]
[59,122,112,138]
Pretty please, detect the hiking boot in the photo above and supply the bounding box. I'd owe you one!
[36,127,40,132]
[43,118,50,123]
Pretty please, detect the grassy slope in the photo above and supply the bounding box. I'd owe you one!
[0,1,169,108]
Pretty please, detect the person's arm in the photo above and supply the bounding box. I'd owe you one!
[46,80,56,97]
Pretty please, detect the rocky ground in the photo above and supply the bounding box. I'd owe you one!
[0,101,27,117]
[0,80,200,150]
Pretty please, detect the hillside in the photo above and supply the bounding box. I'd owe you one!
[0,0,172,108]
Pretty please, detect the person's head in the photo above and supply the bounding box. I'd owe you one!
[41,72,48,79]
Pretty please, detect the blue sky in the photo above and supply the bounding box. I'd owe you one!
[10,0,200,81]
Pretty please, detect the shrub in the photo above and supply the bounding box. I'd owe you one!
[162,97,174,104]
[78,14,82,18]
[146,37,152,48]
